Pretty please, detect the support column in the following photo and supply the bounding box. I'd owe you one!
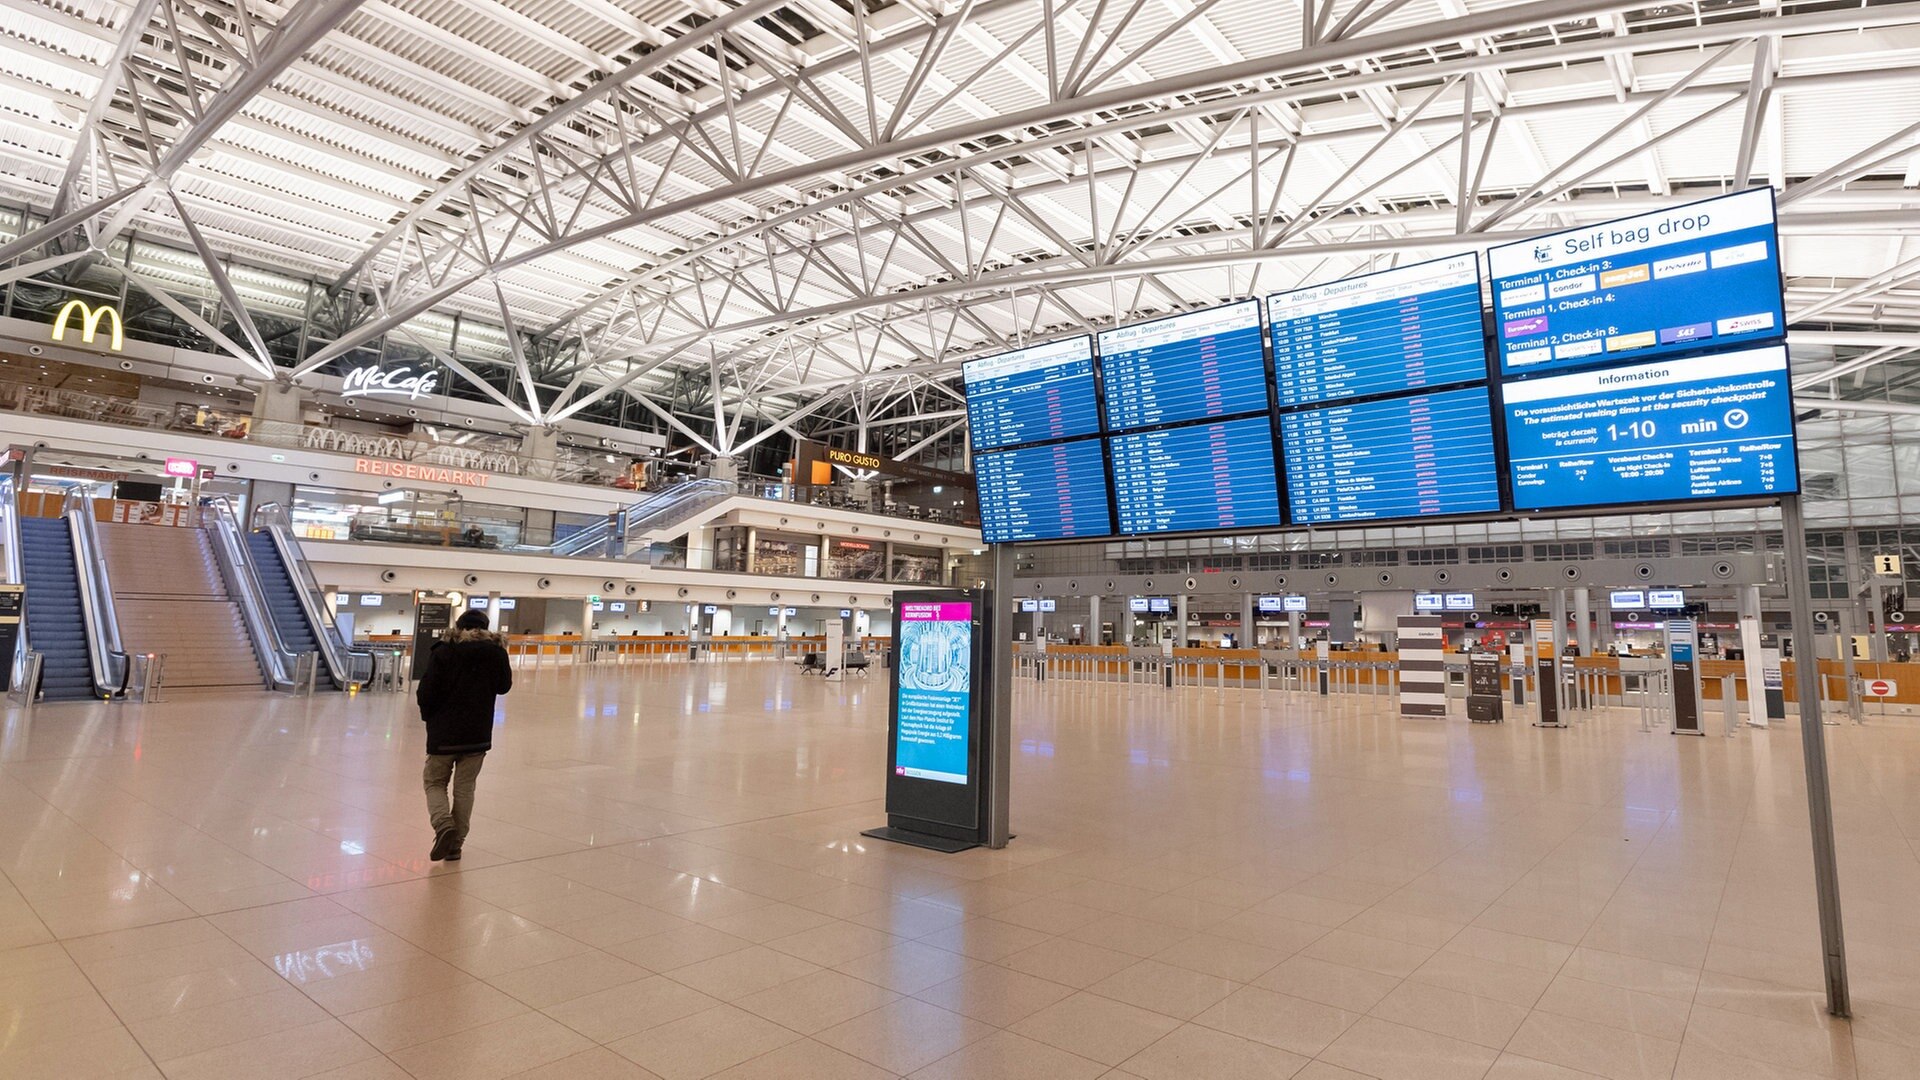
[1739,584,1767,728]
[1176,595,1189,648]
[1574,587,1593,657]
[251,379,304,425]
[1087,595,1101,644]
[1122,605,1136,644]
[1780,494,1851,1017]
[706,456,740,484]
[519,426,560,463]
[1241,593,1255,650]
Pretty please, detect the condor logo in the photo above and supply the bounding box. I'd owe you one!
[50,300,123,351]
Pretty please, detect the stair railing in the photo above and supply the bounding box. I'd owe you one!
[60,491,129,698]
[250,502,372,687]
[201,496,301,693]
[1,471,29,695]
[526,478,738,558]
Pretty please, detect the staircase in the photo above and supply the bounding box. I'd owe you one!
[17,516,95,700]
[245,530,336,690]
[98,522,263,691]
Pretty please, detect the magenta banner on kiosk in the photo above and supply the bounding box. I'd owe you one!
[894,601,976,785]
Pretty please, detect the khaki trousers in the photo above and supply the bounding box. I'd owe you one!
[423,752,486,841]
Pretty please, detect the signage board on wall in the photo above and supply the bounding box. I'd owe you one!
[1610,590,1646,608]
[498,598,517,609]
[359,594,383,606]
[341,363,441,401]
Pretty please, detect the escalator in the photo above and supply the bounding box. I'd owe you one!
[18,516,94,700]
[245,530,336,690]
[544,478,738,558]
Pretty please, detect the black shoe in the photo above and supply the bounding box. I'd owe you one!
[444,845,462,862]
[430,827,458,861]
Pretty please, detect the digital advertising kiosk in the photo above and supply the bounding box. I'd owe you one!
[863,588,1004,853]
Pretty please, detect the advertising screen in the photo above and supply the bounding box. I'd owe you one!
[963,336,1101,450]
[1503,345,1798,511]
[973,438,1113,543]
[1489,189,1784,376]
[1109,415,1283,534]
[1280,385,1502,525]
[1268,253,1490,407]
[893,601,976,785]
[1099,300,1268,432]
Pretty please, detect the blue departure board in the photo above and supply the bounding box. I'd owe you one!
[1268,254,1489,406]
[1280,386,1502,524]
[974,439,1113,543]
[1503,345,1798,511]
[963,337,1100,450]
[1488,188,1785,377]
[1109,416,1282,534]
[1099,301,1267,432]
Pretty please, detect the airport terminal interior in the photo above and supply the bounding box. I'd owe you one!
[8,0,1920,1078]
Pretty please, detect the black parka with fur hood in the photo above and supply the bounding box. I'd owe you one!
[416,625,513,754]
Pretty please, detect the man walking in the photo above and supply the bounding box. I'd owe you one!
[418,608,513,861]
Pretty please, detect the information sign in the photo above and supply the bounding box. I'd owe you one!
[1503,344,1798,511]
[974,439,1113,543]
[1129,598,1150,613]
[1444,593,1475,611]
[1610,590,1647,608]
[1280,386,1502,524]
[1257,596,1286,612]
[1268,253,1489,406]
[1865,678,1898,698]
[1488,188,1785,376]
[1039,599,1057,612]
[1648,589,1686,608]
[1283,595,1308,612]
[893,601,976,785]
[1098,300,1268,431]
[1414,594,1444,612]
[1019,599,1038,612]
[1149,598,1172,613]
[962,336,1101,450]
[1109,416,1282,534]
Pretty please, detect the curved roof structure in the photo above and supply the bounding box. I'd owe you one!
[3,0,1920,443]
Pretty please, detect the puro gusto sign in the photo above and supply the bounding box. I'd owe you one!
[341,363,440,400]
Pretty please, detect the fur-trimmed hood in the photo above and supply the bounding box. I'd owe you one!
[443,626,506,645]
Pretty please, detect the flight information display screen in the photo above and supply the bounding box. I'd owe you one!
[1489,189,1785,377]
[1503,344,1798,510]
[1280,386,1503,524]
[1099,300,1268,432]
[1109,416,1283,534]
[963,336,1100,450]
[1268,254,1490,406]
[974,439,1113,543]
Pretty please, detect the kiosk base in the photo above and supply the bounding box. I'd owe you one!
[860,826,979,854]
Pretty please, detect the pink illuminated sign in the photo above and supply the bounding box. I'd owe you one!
[163,457,197,478]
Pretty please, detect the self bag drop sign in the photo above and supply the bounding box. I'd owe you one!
[894,602,975,785]
[1489,189,1785,377]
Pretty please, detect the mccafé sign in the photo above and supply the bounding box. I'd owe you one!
[51,300,124,351]
[342,363,440,400]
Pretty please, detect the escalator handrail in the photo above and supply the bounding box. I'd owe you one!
[532,478,738,557]
[61,491,130,697]
[1,473,28,690]
[251,502,371,686]
[202,496,300,692]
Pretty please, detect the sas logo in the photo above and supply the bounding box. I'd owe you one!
[1532,243,1553,264]
[50,300,124,351]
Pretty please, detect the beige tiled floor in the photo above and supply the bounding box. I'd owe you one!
[1,662,1916,1078]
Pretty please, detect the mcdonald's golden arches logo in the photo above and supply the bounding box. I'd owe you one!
[51,299,124,352]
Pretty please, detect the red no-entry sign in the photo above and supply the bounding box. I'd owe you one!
[1865,679,1898,697]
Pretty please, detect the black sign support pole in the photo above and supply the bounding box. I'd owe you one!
[987,543,1014,849]
[1781,493,1850,1017]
